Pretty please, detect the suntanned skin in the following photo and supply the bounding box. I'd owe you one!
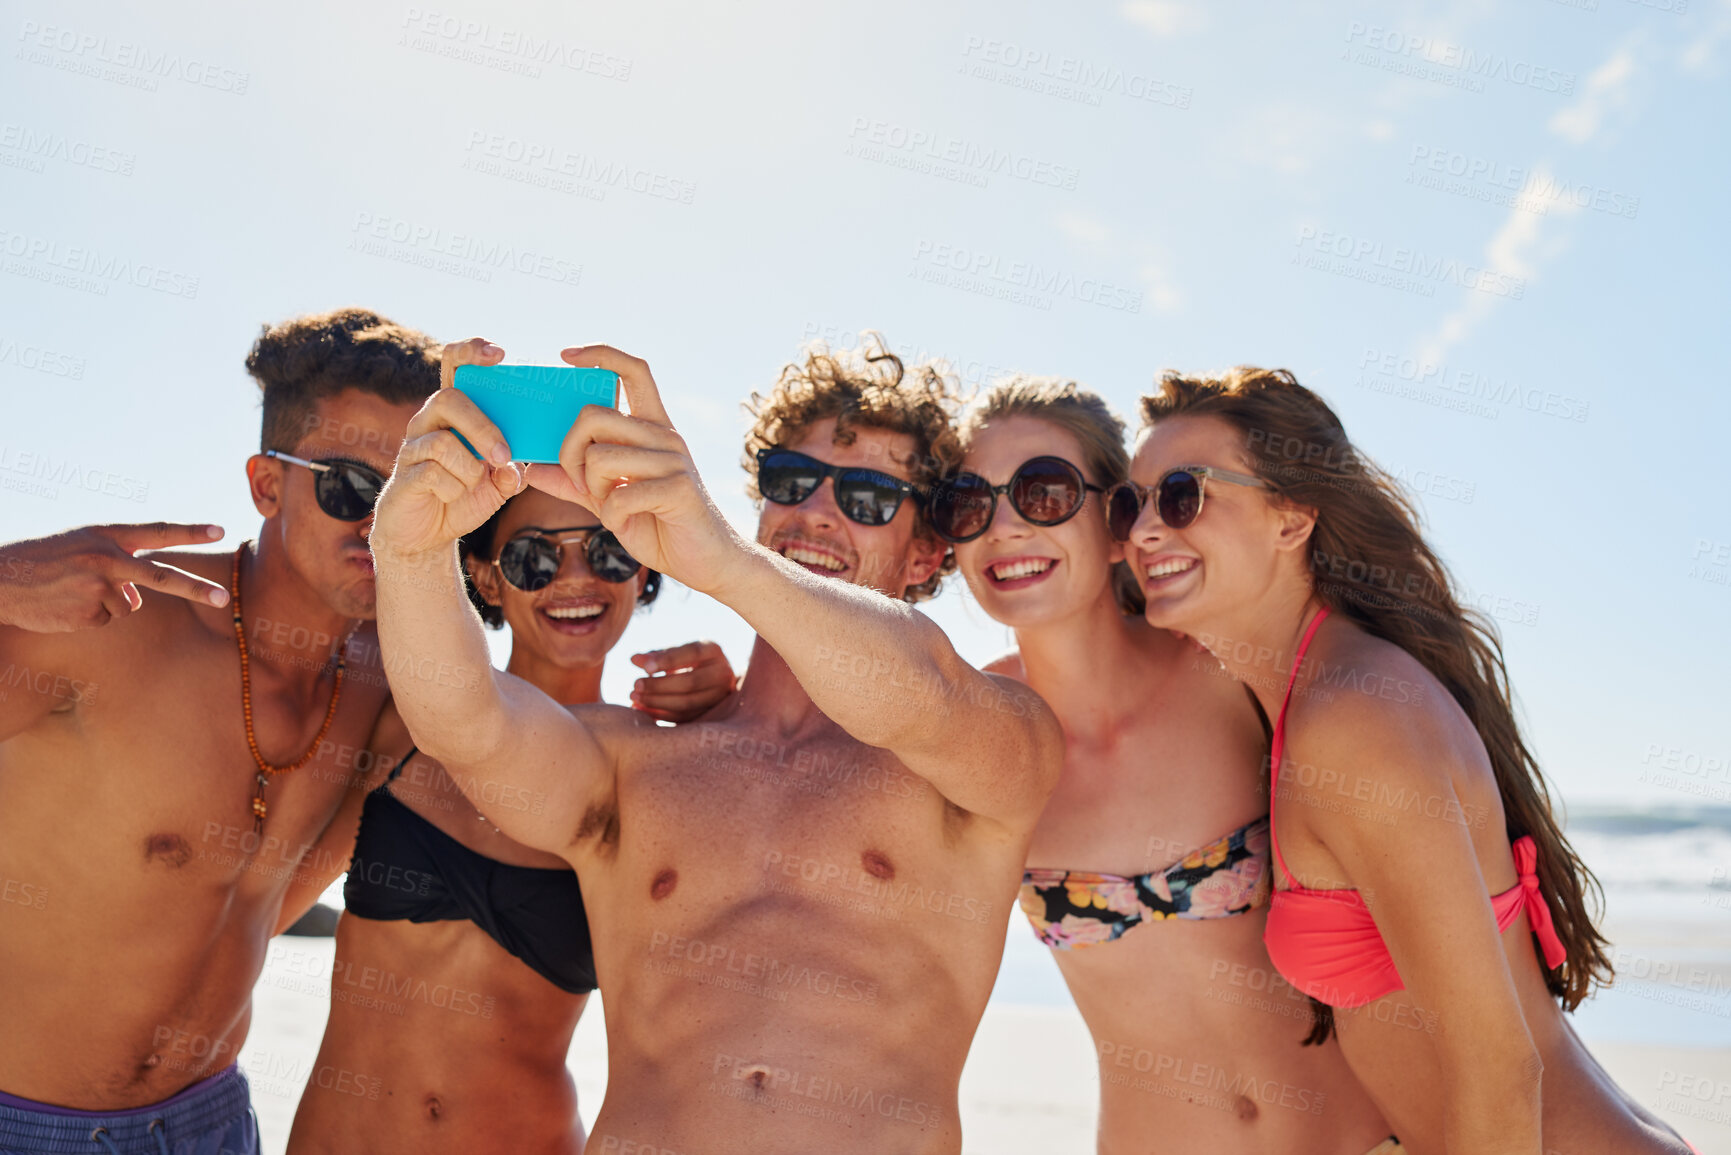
[289,487,737,1155]
[1126,414,1690,1155]
[369,339,1064,1154]
[0,389,418,1108]
[960,416,1389,1154]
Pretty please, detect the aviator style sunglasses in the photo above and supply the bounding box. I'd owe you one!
[755,448,924,527]
[494,526,642,591]
[265,451,387,522]
[1104,466,1270,542]
[926,456,1103,544]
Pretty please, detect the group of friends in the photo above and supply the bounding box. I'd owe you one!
[0,307,1696,1154]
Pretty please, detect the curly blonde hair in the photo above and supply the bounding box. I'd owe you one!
[742,332,963,602]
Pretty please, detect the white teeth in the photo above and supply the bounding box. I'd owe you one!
[990,559,1054,582]
[784,546,847,572]
[1146,558,1195,579]
[544,604,606,620]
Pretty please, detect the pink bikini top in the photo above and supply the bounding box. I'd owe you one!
[1261,609,1567,1008]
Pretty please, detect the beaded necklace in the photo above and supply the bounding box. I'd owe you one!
[230,545,354,833]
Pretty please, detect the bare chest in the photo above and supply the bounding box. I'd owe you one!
[7,628,388,895]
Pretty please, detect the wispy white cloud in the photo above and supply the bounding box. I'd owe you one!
[1416,178,1576,365]
[1549,49,1636,143]
[1681,0,1731,72]
[1138,263,1185,313]
[1057,212,1111,246]
[1120,1,1205,37]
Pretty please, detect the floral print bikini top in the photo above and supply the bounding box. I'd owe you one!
[1018,816,1272,949]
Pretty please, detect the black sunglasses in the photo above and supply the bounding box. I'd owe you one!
[1105,466,1270,541]
[495,526,642,590]
[755,448,924,528]
[927,456,1102,544]
[266,451,387,522]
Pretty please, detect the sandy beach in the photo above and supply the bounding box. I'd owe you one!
[241,907,1731,1154]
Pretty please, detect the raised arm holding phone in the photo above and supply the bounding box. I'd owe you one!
[369,336,1063,1153]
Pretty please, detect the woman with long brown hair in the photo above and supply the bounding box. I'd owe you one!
[1115,366,1692,1153]
[933,376,1393,1153]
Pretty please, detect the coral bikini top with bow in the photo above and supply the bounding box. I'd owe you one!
[1261,608,1567,1008]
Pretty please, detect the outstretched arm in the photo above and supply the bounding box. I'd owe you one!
[368,339,618,854]
[527,345,1062,830]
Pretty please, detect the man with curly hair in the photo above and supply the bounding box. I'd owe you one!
[370,332,1064,1152]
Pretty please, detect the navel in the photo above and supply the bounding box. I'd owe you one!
[1233,1094,1258,1121]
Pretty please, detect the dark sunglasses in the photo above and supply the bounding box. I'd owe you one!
[266,451,387,522]
[755,448,923,528]
[927,456,1102,544]
[495,526,642,591]
[1105,466,1269,541]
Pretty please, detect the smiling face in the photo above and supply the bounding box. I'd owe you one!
[467,487,647,668]
[1124,414,1310,636]
[755,416,946,601]
[951,415,1122,629]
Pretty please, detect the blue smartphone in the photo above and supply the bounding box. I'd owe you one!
[452,364,618,464]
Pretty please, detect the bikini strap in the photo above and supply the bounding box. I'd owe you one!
[1269,608,1330,887]
[385,745,418,785]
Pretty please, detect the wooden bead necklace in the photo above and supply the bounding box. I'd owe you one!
[230,544,353,833]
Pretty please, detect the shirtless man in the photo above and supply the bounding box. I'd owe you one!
[0,310,728,1154]
[370,335,1064,1152]
[0,309,441,1153]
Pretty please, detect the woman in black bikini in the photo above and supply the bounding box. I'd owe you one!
[931,377,1391,1154]
[288,485,735,1155]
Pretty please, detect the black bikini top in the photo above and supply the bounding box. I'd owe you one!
[343,747,596,994]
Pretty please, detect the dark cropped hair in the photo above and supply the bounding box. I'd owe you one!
[244,307,440,453]
[458,496,661,629]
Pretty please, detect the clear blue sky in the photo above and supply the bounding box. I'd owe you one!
[4,0,1728,806]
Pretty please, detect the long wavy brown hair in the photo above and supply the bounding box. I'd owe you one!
[1140,366,1611,1044]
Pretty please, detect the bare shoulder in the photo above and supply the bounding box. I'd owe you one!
[982,648,1024,681]
[1283,629,1470,796]
[569,700,664,742]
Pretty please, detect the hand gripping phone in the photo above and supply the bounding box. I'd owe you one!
[451,364,619,464]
